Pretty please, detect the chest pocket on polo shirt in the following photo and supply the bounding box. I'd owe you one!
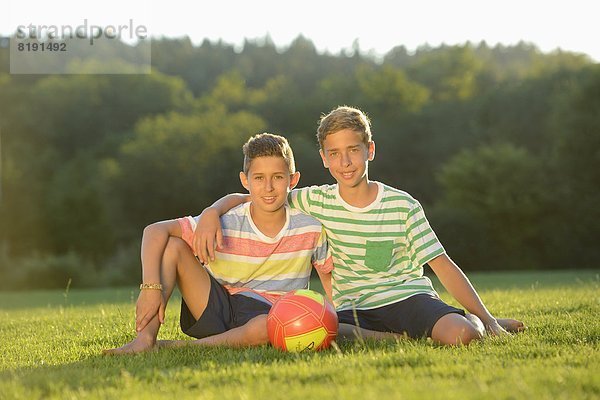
[364,240,395,271]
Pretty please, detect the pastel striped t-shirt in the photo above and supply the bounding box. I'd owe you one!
[178,202,333,304]
[288,182,445,311]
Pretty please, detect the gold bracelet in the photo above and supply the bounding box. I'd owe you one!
[139,283,163,290]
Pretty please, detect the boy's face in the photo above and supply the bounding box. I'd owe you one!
[319,129,375,190]
[240,156,300,214]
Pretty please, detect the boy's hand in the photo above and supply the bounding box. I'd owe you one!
[484,319,508,336]
[135,289,165,332]
[193,207,224,265]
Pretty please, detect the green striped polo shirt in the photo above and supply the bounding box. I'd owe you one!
[288,182,445,311]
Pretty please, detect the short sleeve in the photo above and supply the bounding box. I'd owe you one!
[177,216,199,253]
[406,201,445,267]
[288,187,314,216]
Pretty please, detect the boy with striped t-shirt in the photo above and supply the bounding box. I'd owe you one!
[176,202,331,339]
[194,107,524,346]
[288,182,444,312]
[104,133,332,354]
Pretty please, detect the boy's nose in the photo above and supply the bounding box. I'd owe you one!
[341,153,352,167]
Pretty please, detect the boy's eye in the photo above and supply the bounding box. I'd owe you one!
[254,176,263,180]
[329,152,339,157]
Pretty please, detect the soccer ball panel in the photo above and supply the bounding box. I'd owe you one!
[284,327,328,352]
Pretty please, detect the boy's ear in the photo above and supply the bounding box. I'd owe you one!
[368,141,375,161]
[319,149,330,168]
[239,171,250,191]
[289,171,301,190]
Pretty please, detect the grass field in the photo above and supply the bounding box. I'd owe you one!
[0,270,598,400]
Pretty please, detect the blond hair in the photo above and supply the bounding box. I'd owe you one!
[242,133,296,174]
[316,106,372,148]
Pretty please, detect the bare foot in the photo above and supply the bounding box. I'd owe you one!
[103,337,156,355]
[497,318,526,333]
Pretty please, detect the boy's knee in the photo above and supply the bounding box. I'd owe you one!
[441,323,482,345]
[432,313,484,346]
[458,323,484,345]
[465,314,485,337]
[244,315,269,346]
[164,236,188,260]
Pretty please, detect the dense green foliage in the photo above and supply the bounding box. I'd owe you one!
[0,37,598,288]
[0,271,598,399]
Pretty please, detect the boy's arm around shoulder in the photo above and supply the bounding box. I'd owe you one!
[427,254,507,335]
[312,227,334,304]
[193,193,250,264]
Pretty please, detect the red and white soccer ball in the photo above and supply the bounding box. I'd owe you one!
[267,289,338,352]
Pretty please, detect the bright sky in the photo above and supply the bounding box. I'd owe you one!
[3,0,599,61]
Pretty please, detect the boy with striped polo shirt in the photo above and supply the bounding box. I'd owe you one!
[104,133,332,354]
[194,107,524,345]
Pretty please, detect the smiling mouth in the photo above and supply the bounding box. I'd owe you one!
[340,171,355,179]
[263,196,277,203]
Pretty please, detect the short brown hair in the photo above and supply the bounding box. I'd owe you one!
[317,106,372,148]
[242,133,296,174]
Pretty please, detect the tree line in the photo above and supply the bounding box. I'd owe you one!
[0,36,598,289]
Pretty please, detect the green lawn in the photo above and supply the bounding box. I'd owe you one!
[0,270,598,399]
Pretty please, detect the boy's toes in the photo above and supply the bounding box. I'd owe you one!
[497,318,526,333]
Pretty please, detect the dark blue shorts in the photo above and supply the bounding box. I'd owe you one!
[180,273,271,339]
[337,293,465,339]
